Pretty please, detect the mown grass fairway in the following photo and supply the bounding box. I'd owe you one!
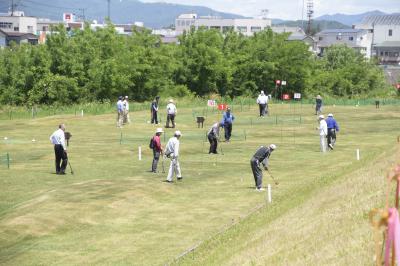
[0,102,399,265]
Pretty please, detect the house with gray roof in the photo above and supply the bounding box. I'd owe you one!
[355,14,400,64]
[315,29,373,58]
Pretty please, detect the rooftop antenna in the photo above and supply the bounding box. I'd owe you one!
[306,0,314,35]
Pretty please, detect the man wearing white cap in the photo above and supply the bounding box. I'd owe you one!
[166,99,177,128]
[326,113,339,149]
[256,90,269,117]
[164,131,182,182]
[150,128,163,173]
[250,144,277,191]
[317,115,328,152]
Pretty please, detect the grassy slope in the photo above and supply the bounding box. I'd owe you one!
[0,103,399,265]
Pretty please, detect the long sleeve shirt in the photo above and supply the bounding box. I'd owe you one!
[222,112,235,124]
[252,146,272,167]
[256,94,268,104]
[208,122,220,137]
[123,100,129,111]
[117,100,124,112]
[316,98,322,107]
[165,137,180,158]
[326,117,339,131]
[151,101,158,112]
[166,103,177,115]
[50,129,66,150]
[319,120,328,136]
[153,135,162,152]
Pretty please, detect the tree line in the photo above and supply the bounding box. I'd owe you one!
[0,23,394,106]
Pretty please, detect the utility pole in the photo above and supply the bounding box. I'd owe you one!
[107,0,111,21]
[11,0,14,16]
[306,0,314,35]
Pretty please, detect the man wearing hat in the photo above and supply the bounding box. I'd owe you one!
[166,99,177,128]
[151,128,163,173]
[256,90,269,117]
[326,113,339,150]
[164,131,182,182]
[49,124,68,175]
[222,107,235,142]
[250,144,277,191]
[317,115,328,152]
[116,96,124,127]
[315,95,323,115]
[123,96,130,124]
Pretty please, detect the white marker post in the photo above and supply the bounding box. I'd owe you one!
[81,110,84,117]
[138,146,142,161]
[267,184,272,203]
[356,149,360,161]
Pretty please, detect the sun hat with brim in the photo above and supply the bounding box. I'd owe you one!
[156,128,163,133]
[175,130,182,136]
[318,115,325,119]
[269,144,277,150]
[328,113,333,117]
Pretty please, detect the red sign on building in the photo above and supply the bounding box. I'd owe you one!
[282,94,291,100]
[218,104,227,111]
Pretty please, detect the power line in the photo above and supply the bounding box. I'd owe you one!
[21,0,81,11]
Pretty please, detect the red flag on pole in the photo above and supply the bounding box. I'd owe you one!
[218,104,227,111]
[276,80,281,85]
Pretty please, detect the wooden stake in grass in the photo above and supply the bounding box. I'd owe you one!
[267,184,272,203]
[356,149,360,161]
[139,146,142,161]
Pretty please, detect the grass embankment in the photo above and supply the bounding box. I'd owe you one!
[0,103,399,265]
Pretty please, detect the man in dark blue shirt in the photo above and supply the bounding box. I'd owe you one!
[326,113,339,149]
[222,107,235,142]
[250,144,276,191]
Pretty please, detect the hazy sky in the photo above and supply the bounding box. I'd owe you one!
[141,0,400,20]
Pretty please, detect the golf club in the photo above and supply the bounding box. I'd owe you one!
[162,154,166,173]
[266,169,278,185]
[219,141,224,155]
[68,161,74,175]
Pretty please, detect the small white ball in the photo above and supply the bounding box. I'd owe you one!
[4,137,7,140]
[32,139,36,142]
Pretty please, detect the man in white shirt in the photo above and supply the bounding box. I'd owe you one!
[256,90,269,117]
[116,96,124,127]
[164,131,182,182]
[50,124,68,174]
[317,115,328,153]
[166,99,177,128]
[123,96,130,124]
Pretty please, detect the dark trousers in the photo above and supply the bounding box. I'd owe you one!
[208,133,218,154]
[152,150,161,172]
[54,144,68,174]
[259,104,267,116]
[151,111,158,124]
[166,114,175,128]
[315,105,322,115]
[250,158,262,188]
[224,122,232,141]
[327,129,336,147]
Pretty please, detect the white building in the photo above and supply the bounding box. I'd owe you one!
[315,29,373,58]
[0,11,37,34]
[355,15,400,64]
[175,13,272,36]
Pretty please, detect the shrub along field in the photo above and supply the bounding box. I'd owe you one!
[0,101,399,265]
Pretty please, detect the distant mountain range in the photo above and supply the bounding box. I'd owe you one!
[0,1,397,29]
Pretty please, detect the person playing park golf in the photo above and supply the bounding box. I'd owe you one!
[250,144,277,191]
[123,96,130,124]
[50,124,68,175]
[326,113,339,150]
[150,128,163,173]
[151,96,160,124]
[222,107,235,142]
[207,122,222,154]
[116,96,124,127]
[256,90,269,117]
[165,131,182,182]
[317,115,328,152]
[166,99,177,128]
[315,95,323,115]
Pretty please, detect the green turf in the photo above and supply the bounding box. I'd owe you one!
[0,102,399,265]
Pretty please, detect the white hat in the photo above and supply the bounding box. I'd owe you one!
[174,130,182,136]
[125,96,128,99]
[261,90,265,95]
[328,113,333,117]
[318,115,325,119]
[269,144,277,150]
[169,99,174,103]
[156,128,163,133]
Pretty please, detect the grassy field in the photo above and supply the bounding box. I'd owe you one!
[0,102,399,265]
